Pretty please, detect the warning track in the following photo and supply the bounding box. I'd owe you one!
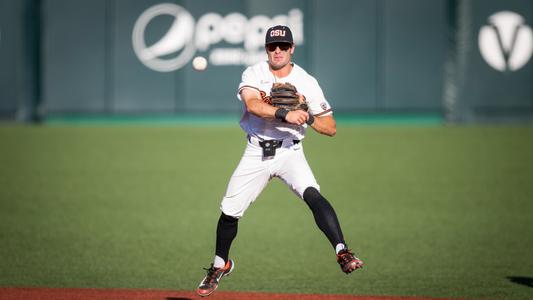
[0,287,461,300]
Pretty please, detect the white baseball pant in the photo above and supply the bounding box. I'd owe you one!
[220,136,320,218]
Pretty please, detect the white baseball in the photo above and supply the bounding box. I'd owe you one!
[192,56,208,71]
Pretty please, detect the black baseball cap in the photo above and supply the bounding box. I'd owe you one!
[265,25,293,45]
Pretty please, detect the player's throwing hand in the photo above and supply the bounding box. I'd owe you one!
[285,110,309,125]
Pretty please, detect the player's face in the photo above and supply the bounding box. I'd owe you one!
[265,42,294,70]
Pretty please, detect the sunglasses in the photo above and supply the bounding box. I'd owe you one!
[267,43,292,52]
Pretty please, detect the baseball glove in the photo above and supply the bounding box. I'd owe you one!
[269,82,308,111]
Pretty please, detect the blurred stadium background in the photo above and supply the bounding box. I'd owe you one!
[1,1,533,299]
[0,0,531,123]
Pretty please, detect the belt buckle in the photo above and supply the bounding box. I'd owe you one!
[259,139,281,158]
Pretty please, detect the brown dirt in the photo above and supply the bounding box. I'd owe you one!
[0,287,459,300]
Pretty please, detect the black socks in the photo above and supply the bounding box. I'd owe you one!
[302,187,345,248]
[215,213,239,262]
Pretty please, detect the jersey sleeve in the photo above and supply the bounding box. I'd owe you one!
[237,67,261,101]
[306,77,333,117]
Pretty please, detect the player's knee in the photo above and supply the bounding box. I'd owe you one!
[303,187,325,207]
[220,213,239,224]
[220,202,244,220]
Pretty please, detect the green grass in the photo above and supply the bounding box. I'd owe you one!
[0,125,532,299]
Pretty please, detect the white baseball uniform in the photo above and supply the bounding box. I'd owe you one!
[220,61,333,218]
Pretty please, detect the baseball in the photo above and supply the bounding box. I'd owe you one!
[192,56,208,71]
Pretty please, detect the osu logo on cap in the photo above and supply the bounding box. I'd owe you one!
[270,29,286,37]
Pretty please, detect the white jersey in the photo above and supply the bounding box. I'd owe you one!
[237,61,332,141]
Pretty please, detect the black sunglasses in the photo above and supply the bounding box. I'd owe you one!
[267,43,292,52]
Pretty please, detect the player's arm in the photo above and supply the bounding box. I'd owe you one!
[240,88,309,125]
[308,114,336,137]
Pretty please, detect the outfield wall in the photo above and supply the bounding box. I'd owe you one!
[0,0,532,122]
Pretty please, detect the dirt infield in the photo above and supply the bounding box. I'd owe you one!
[0,287,458,300]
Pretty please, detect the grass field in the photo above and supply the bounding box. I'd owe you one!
[1,124,532,300]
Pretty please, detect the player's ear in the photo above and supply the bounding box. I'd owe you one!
[290,44,295,55]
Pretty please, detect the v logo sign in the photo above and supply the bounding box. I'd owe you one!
[479,11,533,72]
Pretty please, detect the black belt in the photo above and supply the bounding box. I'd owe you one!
[247,135,300,158]
[247,135,300,147]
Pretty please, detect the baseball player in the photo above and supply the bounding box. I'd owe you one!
[197,25,363,297]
